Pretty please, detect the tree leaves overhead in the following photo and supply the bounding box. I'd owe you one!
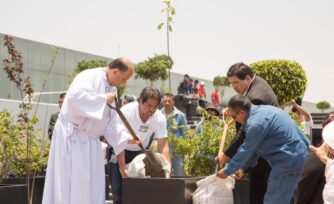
[250,59,308,106]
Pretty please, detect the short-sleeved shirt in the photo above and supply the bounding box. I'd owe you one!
[197,86,206,98]
[120,101,167,151]
[211,91,220,106]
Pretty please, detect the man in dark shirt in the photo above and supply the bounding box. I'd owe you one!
[217,62,278,204]
[48,92,65,140]
[177,74,191,95]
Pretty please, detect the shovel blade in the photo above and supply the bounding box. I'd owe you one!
[143,150,165,178]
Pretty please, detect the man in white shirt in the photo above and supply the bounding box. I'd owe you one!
[109,87,171,204]
[42,58,136,204]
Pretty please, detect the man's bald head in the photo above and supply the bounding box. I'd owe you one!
[108,57,134,73]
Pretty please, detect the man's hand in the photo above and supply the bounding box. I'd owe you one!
[309,144,329,165]
[235,169,244,179]
[119,167,128,178]
[215,153,228,168]
[107,93,116,104]
[127,135,142,145]
[216,169,228,179]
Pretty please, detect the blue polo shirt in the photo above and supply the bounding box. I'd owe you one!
[224,105,310,180]
[160,107,187,137]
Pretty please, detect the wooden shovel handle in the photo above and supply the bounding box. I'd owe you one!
[218,119,234,156]
[107,103,146,152]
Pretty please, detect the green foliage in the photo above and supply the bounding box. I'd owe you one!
[157,0,176,32]
[250,59,307,106]
[316,101,331,112]
[213,75,229,87]
[168,109,235,176]
[68,59,108,84]
[0,109,49,178]
[135,54,173,86]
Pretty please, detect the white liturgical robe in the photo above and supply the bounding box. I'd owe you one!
[42,67,130,204]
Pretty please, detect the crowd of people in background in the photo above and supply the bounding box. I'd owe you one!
[44,58,334,204]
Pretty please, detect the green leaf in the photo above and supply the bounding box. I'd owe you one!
[168,25,173,32]
[157,22,164,30]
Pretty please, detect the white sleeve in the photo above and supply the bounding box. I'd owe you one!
[154,111,168,139]
[104,114,131,155]
[66,72,109,120]
[323,159,334,203]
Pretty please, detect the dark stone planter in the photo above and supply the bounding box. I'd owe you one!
[0,176,45,204]
[186,98,198,118]
[123,177,250,204]
[123,176,204,204]
[0,184,28,204]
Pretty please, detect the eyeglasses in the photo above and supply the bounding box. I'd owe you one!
[231,110,240,120]
[230,80,242,87]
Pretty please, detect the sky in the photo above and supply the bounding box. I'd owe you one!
[0,0,334,105]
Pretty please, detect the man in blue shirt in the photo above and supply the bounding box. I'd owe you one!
[217,95,309,204]
[161,93,187,176]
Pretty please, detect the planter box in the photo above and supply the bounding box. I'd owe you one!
[123,177,250,204]
[0,184,28,204]
[123,176,204,204]
[0,176,45,204]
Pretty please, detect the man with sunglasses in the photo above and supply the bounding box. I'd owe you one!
[216,62,278,204]
[217,95,309,204]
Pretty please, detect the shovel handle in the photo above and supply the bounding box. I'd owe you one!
[107,103,146,152]
[217,119,234,156]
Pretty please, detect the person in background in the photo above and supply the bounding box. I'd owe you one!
[177,74,191,95]
[48,92,66,140]
[198,81,207,108]
[291,98,313,136]
[193,79,200,98]
[122,94,136,106]
[309,121,334,204]
[161,93,187,176]
[294,112,334,204]
[195,106,220,135]
[217,95,309,204]
[211,85,220,109]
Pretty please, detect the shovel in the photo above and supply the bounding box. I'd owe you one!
[107,98,165,178]
[216,116,234,171]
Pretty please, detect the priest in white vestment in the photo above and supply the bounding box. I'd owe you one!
[42,58,135,204]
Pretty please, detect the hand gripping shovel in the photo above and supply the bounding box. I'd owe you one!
[107,98,165,178]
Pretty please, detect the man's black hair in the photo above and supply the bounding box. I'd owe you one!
[228,95,252,112]
[59,92,66,98]
[227,62,254,80]
[139,87,161,104]
[108,58,129,72]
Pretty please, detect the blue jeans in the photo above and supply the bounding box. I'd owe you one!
[264,173,300,204]
[108,161,122,204]
[172,155,184,176]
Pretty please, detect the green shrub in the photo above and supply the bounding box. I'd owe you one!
[250,59,307,106]
[316,101,331,112]
[0,109,49,178]
[168,109,235,176]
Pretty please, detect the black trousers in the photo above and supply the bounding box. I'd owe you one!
[247,157,271,204]
[293,152,325,204]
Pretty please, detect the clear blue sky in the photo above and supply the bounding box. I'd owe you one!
[1,0,333,105]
